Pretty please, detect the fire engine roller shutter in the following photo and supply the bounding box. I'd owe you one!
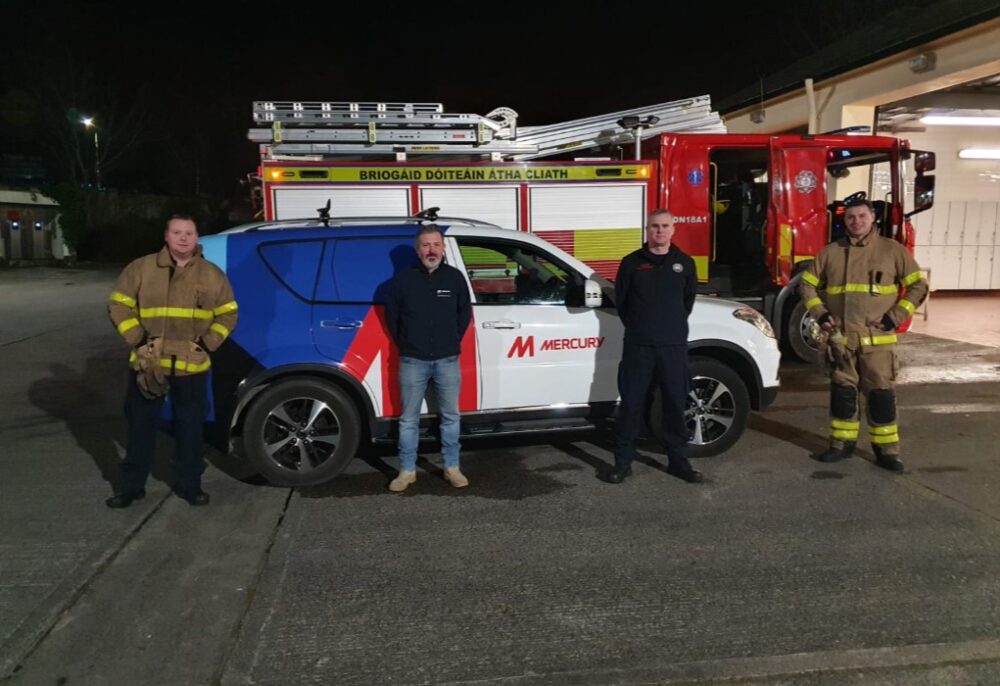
[272,187,410,220]
[418,186,520,229]
[529,184,645,279]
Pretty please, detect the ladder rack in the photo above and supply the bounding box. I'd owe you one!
[248,96,724,161]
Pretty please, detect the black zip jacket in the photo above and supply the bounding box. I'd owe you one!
[614,244,696,346]
[384,263,472,360]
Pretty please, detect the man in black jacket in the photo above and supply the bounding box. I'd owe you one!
[606,208,702,484]
[384,224,472,492]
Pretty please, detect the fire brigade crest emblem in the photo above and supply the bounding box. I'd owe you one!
[672,263,683,273]
[794,170,818,194]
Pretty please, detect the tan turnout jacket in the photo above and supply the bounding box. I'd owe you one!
[108,245,238,376]
[799,229,927,350]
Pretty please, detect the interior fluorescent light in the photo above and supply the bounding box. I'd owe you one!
[959,148,1000,159]
[921,115,1000,126]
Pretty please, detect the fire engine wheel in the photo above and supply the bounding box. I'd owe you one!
[787,301,820,363]
[648,357,750,458]
[244,378,361,486]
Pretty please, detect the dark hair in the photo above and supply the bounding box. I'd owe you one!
[414,223,443,246]
[844,199,875,213]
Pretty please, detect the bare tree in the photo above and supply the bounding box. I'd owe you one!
[5,7,148,189]
[39,53,148,188]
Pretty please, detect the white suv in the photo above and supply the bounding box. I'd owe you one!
[200,215,780,486]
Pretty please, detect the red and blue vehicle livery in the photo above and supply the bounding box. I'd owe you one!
[201,215,781,486]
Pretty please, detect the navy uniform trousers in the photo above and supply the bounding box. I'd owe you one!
[121,371,207,497]
[614,340,689,470]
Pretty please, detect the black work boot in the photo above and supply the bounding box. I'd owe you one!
[604,465,632,484]
[105,489,146,509]
[817,442,855,463]
[667,459,704,483]
[873,445,904,472]
[173,488,211,506]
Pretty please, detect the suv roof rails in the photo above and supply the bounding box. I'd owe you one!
[220,215,502,234]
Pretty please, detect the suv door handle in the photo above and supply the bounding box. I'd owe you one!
[320,319,363,330]
[482,320,521,329]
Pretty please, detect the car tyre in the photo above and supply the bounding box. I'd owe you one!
[648,356,750,458]
[786,300,819,363]
[244,378,361,486]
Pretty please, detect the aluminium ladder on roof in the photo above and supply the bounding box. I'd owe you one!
[248,101,522,151]
[248,96,725,160]
[509,95,724,160]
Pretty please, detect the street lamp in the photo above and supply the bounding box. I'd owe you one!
[81,116,101,189]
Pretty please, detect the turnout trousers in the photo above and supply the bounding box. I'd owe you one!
[828,345,900,457]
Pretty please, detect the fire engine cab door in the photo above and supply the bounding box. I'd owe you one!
[768,142,829,284]
[449,236,621,410]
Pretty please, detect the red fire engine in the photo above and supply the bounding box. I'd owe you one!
[248,99,936,360]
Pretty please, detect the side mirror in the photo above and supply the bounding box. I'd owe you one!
[910,175,935,216]
[584,279,603,308]
[913,150,936,173]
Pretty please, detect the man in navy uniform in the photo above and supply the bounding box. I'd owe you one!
[606,208,702,484]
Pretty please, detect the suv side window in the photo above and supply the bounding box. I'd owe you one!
[457,238,582,305]
[316,237,419,303]
[258,239,325,301]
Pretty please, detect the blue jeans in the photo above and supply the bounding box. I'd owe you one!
[398,355,461,472]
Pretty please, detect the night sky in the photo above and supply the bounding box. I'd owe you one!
[2,1,940,202]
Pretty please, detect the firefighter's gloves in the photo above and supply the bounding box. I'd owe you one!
[134,338,169,400]
[816,312,836,331]
[826,326,851,368]
[867,314,897,332]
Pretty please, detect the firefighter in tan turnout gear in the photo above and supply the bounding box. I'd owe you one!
[799,200,928,472]
[105,215,238,508]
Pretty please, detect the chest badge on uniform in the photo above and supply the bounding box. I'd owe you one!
[672,263,683,273]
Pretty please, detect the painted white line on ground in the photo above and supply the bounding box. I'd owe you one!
[900,402,1000,414]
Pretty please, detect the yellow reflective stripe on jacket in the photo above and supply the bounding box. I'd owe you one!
[860,334,898,346]
[901,270,923,287]
[126,350,210,373]
[831,419,860,430]
[139,307,213,320]
[898,299,916,315]
[802,271,821,287]
[213,301,238,316]
[826,284,898,295]
[158,358,211,373]
[831,429,859,440]
[869,424,898,436]
[871,433,899,444]
[110,291,137,308]
[805,297,823,310]
[117,318,141,335]
[210,322,230,339]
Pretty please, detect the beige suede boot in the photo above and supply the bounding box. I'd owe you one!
[443,467,469,488]
[388,470,417,492]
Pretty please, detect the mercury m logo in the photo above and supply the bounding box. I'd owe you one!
[506,336,535,358]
